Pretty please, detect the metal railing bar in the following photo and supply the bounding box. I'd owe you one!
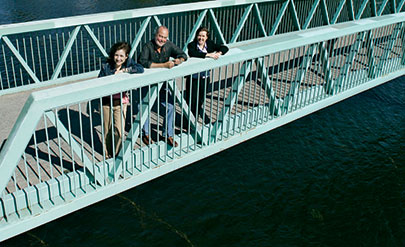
[356,0,370,20]
[320,0,330,25]
[289,0,302,31]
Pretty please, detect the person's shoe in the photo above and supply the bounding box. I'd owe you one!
[142,135,153,145]
[167,137,178,147]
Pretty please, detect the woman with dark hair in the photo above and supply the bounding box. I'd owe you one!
[186,27,229,124]
[98,41,144,158]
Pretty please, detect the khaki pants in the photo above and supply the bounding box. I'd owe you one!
[102,104,127,157]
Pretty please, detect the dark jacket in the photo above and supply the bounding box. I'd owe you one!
[138,39,188,68]
[187,40,229,58]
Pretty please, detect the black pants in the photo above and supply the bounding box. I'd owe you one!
[185,75,210,123]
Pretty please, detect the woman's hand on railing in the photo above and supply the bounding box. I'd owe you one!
[206,52,222,60]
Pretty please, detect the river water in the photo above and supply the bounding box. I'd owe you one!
[1,1,405,246]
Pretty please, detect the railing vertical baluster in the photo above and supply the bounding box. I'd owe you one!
[36,37,43,81]
[216,67,223,140]
[49,34,55,72]
[87,100,97,185]
[54,108,66,196]
[33,130,42,184]
[66,105,77,195]
[220,65,228,138]
[43,114,54,181]
[78,103,87,190]
[99,97,107,185]
[43,36,49,80]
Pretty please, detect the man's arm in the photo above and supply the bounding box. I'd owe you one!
[170,41,188,65]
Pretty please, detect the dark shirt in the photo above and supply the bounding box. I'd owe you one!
[138,39,188,68]
[98,58,144,105]
[187,40,229,59]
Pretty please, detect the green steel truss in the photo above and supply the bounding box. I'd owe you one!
[0,4,404,243]
[0,0,404,95]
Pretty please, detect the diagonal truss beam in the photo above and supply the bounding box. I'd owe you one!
[2,37,41,84]
[283,44,318,113]
[230,5,254,43]
[319,41,334,94]
[45,111,104,185]
[370,0,378,16]
[212,60,253,141]
[347,0,355,20]
[256,57,282,116]
[83,25,108,58]
[378,0,390,16]
[320,0,330,25]
[270,0,290,36]
[253,3,267,37]
[208,9,227,44]
[356,0,370,20]
[398,0,405,12]
[375,22,404,76]
[183,10,208,52]
[366,30,377,78]
[129,17,151,58]
[402,27,405,65]
[51,26,81,80]
[289,0,301,31]
[332,32,367,94]
[331,0,347,24]
[303,0,321,30]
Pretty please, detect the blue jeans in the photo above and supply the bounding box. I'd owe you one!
[142,88,175,138]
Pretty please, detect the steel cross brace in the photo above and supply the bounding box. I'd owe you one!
[256,57,282,117]
[332,31,367,94]
[366,30,377,78]
[303,0,321,30]
[1,36,41,84]
[83,25,108,58]
[375,22,404,77]
[211,60,253,141]
[45,111,104,185]
[51,26,81,80]
[283,44,318,113]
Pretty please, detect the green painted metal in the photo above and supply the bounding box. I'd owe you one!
[1,0,403,95]
[376,22,403,76]
[0,7,404,242]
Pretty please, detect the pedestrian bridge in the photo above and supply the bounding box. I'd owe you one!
[0,0,404,241]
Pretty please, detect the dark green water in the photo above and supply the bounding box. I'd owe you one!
[2,1,405,246]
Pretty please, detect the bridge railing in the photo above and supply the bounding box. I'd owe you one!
[0,0,404,95]
[0,13,404,241]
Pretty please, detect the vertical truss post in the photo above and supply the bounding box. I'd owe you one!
[51,26,81,80]
[366,30,377,78]
[289,0,302,31]
[303,0,321,30]
[45,111,104,185]
[375,22,404,76]
[283,44,317,113]
[212,60,253,141]
[2,37,41,84]
[230,4,253,43]
[333,32,367,94]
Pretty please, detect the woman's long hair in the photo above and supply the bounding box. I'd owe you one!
[193,27,210,43]
[107,42,131,66]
